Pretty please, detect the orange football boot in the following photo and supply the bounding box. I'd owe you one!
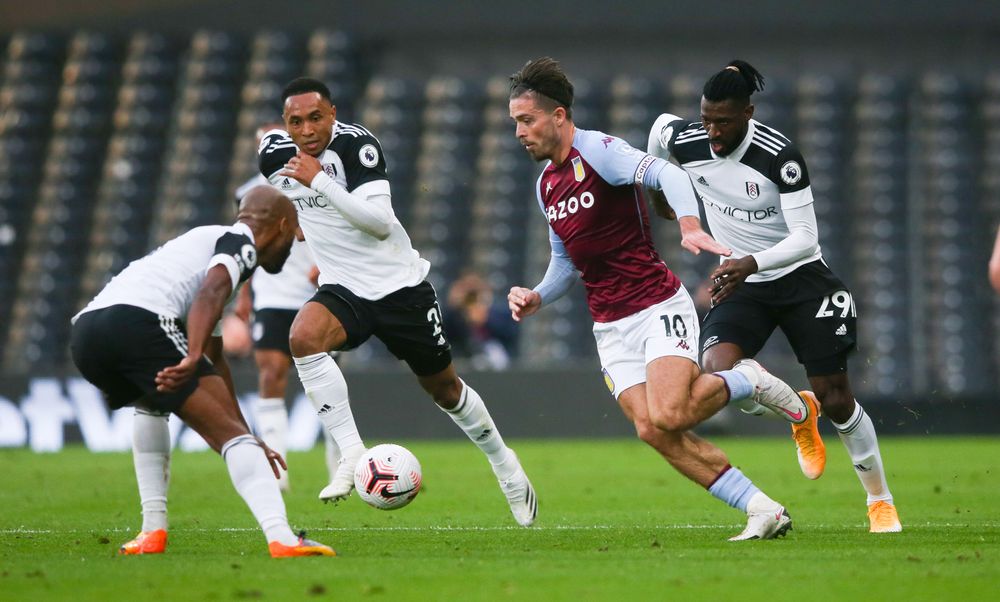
[868,501,902,533]
[268,531,337,558]
[119,529,167,555]
[792,391,826,479]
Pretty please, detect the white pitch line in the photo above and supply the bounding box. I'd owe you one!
[2,522,992,535]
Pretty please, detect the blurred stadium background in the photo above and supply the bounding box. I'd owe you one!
[2,0,1000,449]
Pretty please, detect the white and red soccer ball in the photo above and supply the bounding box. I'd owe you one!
[353,444,422,510]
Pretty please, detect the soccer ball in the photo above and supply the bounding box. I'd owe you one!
[353,444,422,510]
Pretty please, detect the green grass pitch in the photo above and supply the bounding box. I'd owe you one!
[1,436,998,601]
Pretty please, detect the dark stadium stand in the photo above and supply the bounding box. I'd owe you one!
[849,74,913,396]
[467,76,538,296]
[4,32,117,372]
[406,76,483,292]
[1,28,998,398]
[0,32,66,367]
[917,73,991,396]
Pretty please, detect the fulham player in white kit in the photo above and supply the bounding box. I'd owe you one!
[234,171,325,492]
[258,77,537,526]
[646,60,900,532]
[506,57,809,540]
[70,187,335,557]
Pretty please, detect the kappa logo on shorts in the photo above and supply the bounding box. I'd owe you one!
[676,339,691,352]
[702,335,719,351]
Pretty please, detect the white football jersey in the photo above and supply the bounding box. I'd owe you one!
[251,239,315,310]
[258,121,429,300]
[234,174,317,311]
[648,114,822,281]
[74,223,257,327]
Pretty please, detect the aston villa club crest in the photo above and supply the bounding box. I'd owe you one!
[746,181,760,199]
[571,156,585,182]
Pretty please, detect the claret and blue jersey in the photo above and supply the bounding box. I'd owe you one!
[536,128,681,323]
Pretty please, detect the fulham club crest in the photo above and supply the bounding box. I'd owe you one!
[745,181,760,199]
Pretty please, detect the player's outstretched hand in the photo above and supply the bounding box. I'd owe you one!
[710,256,758,304]
[280,151,323,187]
[154,355,200,392]
[257,437,288,479]
[679,216,732,257]
[508,286,542,322]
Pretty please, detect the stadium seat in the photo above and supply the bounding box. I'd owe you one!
[2,32,118,371]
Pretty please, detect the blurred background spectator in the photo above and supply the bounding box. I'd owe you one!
[445,272,518,370]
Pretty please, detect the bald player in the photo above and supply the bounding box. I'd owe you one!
[71,186,335,557]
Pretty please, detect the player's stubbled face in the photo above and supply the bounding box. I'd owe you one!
[260,228,296,274]
[510,95,560,162]
[283,92,335,157]
[700,97,751,157]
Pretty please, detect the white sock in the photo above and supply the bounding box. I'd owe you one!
[746,491,783,514]
[832,401,893,505]
[253,397,288,457]
[132,409,170,532]
[221,435,297,545]
[441,380,516,480]
[253,397,289,489]
[323,429,341,480]
[294,353,365,457]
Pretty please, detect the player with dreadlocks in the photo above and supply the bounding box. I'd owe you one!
[646,60,901,533]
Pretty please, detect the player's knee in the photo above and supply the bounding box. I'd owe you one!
[700,354,726,373]
[814,381,854,421]
[647,402,690,433]
[424,375,462,406]
[288,325,324,357]
[633,418,662,446]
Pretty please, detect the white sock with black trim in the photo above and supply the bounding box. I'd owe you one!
[832,401,893,505]
[440,380,517,480]
[293,352,365,457]
[220,435,297,545]
[132,409,170,532]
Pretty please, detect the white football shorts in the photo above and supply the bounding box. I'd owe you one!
[593,285,700,399]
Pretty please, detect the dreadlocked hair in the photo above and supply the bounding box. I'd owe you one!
[702,60,765,104]
[509,57,574,119]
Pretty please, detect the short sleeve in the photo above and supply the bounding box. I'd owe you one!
[208,232,258,290]
[771,145,811,194]
[574,130,654,187]
[647,113,685,159]
[258,129,298,179]
[338,134,389,192]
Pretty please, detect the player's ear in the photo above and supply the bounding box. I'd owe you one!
[329,103,337,121]
[744,103,755,121]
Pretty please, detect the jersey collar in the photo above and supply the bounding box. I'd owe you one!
[714,119,757,162]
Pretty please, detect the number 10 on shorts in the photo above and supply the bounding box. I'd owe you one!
[659,314,688,338]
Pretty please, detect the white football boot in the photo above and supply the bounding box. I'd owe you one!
[732,359,809,424]
[318,446,365,503]
[729,507,793,541]
[498,453,537,527]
